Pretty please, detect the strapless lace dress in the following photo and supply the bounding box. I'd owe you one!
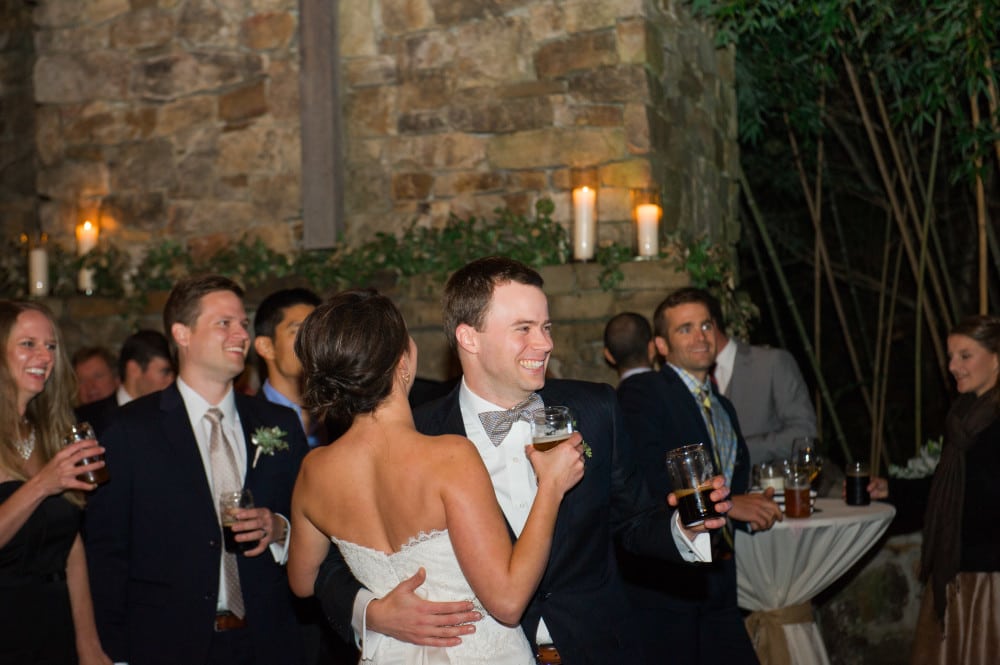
[332,529,534,664]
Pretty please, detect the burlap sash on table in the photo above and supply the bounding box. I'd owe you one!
[745,602,814,665]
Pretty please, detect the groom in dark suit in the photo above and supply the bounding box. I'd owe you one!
[313,257,732,664]
[85,275,308,665]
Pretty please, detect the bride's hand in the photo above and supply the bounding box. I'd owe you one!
[525,432,586,496]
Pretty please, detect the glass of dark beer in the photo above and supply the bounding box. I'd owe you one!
[665,443,722,527]
[63,422,110,485]
[845,461,871,506]
[219,489,258,553]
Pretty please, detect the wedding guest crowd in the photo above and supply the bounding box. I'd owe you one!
[6,258,988,665]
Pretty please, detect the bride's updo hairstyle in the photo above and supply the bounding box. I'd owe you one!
[296,289,410,430]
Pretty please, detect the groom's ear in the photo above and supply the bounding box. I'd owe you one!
[455,323,478,354]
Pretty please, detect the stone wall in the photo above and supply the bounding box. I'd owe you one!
[13,0,736,268]
[338,0,739,248]
[48,259,689,384]
[0,1,38,237]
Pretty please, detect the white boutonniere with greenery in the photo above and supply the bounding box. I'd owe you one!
[251,426,289,468]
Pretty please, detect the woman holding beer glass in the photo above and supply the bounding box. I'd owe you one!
[0,301,110,664]
[911,315,1000,665]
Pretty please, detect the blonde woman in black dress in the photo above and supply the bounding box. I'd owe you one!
[0,301,110,664]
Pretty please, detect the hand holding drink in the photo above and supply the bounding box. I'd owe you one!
[665,443,725,527]
[63,421,110,485]
[531,406,574,451]
[219,489,259,554]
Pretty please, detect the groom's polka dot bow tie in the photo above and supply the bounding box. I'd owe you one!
[478,393,544,446]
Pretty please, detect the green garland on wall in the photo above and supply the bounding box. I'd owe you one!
[4,200,757,336]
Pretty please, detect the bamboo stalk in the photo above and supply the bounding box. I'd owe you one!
[914,115,944,454]
[970,93,988,314]
[743,216,788,349]
[738,165,850,461]
[785,115,875,421]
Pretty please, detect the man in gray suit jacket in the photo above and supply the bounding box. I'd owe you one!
[708,297,816,466]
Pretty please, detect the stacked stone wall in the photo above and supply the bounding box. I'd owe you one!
[22,0,736,264]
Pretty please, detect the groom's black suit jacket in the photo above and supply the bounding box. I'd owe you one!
[84,384,308,665]
[316,378,686,664]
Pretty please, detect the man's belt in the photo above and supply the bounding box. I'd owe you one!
[214,611,247,631]
[535,644,562,664]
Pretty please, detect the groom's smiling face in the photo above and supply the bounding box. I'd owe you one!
[457,281,553,409]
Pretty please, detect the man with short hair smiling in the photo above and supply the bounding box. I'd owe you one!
[617,287,782,664]
[314,257,733,665]
[85,275,307,665]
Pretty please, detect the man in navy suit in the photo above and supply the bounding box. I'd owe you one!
[617,287,783,665]
[85,275,307,665]
[313,257,732,664]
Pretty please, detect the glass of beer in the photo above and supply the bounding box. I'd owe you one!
[531,406,574,451]
[63,422,110,485]
[219,489,258,553]
[845,460,871,506]
[759,460,785,493]
[665,443,722,527]
[784,468,812,518]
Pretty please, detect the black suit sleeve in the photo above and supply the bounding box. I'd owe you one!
[83,417,134,661]
[602,386,684,562]
[314,545,365,645]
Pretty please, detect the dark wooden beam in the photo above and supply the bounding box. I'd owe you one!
[298,0,343,248]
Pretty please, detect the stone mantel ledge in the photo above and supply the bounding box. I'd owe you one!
[45,260,690,385]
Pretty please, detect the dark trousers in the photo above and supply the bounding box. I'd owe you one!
[207,629,255,665]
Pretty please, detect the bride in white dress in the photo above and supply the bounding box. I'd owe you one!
[287,290,585,664]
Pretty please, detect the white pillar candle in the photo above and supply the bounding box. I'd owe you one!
[76,220,99,293]
[635,203,660,258]
[572,186,596,261]
[28,247,49,297]
[76,220,98,255]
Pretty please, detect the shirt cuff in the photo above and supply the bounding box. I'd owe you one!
[670,511,713,562]
[353,590,383,660]
[268,513,291,564]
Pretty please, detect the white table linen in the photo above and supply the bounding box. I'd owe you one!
[736,498,896,665]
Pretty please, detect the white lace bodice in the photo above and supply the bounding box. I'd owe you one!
[333,529,534,664]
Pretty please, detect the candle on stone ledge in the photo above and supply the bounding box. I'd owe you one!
[76,219,99,294]
[572,186,596,261]
[631,187,661,259]
[28,243,49,297]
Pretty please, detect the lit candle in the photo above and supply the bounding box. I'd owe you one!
[76,220,99,255]
[635,203,660,258]
[572,186,597,261]
[28,247,49,297]
[76,220,99,293]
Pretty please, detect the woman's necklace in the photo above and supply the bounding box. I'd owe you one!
[15,424,35,461]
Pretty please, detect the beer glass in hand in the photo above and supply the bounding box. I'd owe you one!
[219,489,258,554]
[63,422,109,485]
[531,406,574,451]
[665,443,723,527]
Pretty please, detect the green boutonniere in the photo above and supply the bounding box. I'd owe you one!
[251,426,289,468]
[581,440,593,459]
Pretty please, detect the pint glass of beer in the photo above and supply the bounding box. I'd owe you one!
[219,489,258,553]
[665,443,722,527]
[845,461,871,506]
[64,422,110,485]
[531,406,574,451]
